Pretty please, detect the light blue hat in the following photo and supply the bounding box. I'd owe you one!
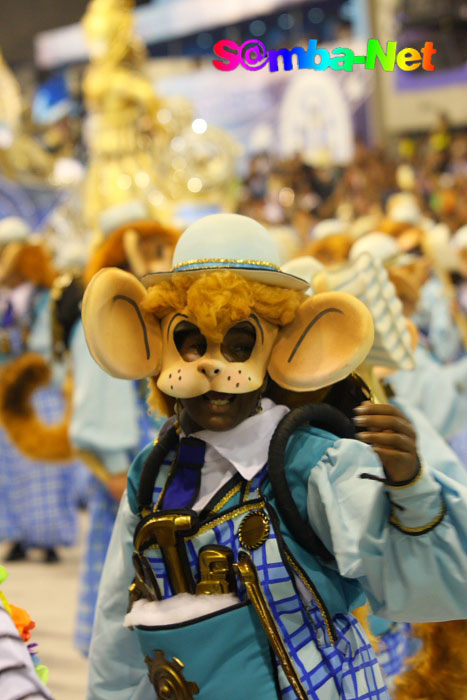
[0,217,31,245]
[98,200,150,237]
[142,213,308,290]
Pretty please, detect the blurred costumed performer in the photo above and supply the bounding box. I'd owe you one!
[0,202,179,655]
[348,232,467,465]
[285,252,464,692]
[71,201,179,656]
[0,217,81,563]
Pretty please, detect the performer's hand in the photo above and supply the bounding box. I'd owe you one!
[353,401,420,484]
[107,473,128,501]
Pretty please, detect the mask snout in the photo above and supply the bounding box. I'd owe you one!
[197,359,225,380]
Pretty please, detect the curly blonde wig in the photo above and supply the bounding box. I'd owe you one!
[142,270,303,343]
[15,244,56,288]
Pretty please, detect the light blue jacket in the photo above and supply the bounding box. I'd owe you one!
[27,291,67,387]
[87,400,467,699]
[414,276,464,363]
[69,320,140,475]
[388,344,467,441]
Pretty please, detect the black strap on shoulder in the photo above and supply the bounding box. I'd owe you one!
[137,425,179,512]
[268,403,356,562]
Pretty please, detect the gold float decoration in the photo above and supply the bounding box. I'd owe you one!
[81,0,241,232]
[0,49,22,138]
[81,0,170,229]
[0,49,55,183]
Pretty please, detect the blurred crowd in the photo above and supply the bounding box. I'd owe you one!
[240,116,467,242]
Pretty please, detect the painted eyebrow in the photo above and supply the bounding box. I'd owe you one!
[113,295,150,360]
[167,312,189,339]
[287,308,343,363]
[249,314,264,344]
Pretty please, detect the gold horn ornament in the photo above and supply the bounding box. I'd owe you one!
[145,650,199,700]
[235,551,308,700]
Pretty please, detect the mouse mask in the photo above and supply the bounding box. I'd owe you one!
[82,214,375,395]
[84,200,180,286]
[157,311,278,398]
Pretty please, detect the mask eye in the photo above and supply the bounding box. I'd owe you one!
[174,321,207,362]
[221,322,256,363]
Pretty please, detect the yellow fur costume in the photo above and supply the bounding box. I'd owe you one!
[393,621,467,700]
[0,353,72,461]
[0,241,68,461]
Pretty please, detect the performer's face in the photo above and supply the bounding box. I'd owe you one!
[157,313,276,432]
[180,386,263,433]
[138,236,173,274]
[125,231,174,277]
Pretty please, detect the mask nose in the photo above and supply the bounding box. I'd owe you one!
[197,359,225,380]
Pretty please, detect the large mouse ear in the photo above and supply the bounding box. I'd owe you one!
[82,268,162,379]
[268,291,374,391]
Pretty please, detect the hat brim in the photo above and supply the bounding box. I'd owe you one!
[141,266,309,291]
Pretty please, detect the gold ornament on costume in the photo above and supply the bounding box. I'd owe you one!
[238,511,270,550]
[145,650,199,700]
[235,552,308,700]
[196,546,237,595]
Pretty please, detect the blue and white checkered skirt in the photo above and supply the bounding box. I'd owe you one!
[0,385,81,548]
[376,622,416,691]
[74,476,118,656]
[74,397,161,656]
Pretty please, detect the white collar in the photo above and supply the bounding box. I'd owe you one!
[191,398,289,480]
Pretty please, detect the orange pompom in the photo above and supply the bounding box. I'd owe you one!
[9,603,36,642]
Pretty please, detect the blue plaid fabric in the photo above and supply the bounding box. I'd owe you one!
[0,326,24,362]
[74,476,119,656]
[376,622,419,691]
[74,398,161,657]
[0,386,80,548]
[143,457,389,700]
[136,391,163,447]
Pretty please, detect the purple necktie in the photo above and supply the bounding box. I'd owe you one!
[161,437,206,510]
